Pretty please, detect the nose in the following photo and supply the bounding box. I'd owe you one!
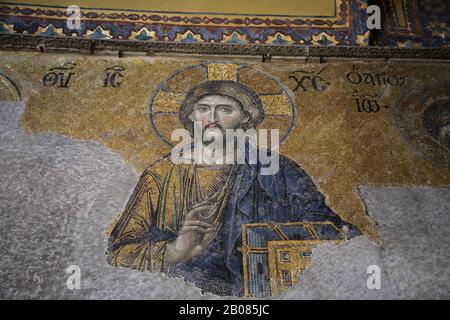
[208,107,217,123]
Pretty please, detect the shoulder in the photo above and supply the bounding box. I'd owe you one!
[278,154,301,171]
[273,154,311,180]
[139,155,191,190]
[275,154,319,193]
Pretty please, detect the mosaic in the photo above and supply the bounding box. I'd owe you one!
[1,52,449,297]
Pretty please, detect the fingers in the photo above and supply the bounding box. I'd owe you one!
[179,225,215,234]
[186,203,220,220]
[190,201,213,210]
[198,203,220,219]
[183,220,214,228]
[186,205,212,218]
[189,201,220,213]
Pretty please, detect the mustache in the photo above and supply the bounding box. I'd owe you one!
[205,122,223,130]
[203,123,225,144]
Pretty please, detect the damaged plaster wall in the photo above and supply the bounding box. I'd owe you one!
[1,101,448,299]
[281,183,450,300]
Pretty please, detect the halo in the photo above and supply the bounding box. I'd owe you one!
[392,82,450,171]
[0,72,22,102]
[148,62,296,147]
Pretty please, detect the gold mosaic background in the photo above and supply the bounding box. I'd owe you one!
[1,51,450,240]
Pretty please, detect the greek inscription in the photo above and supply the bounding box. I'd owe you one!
[352,90,390,113]
[103,66,125,88]
[289,67,330,92]
[346,66,407,87]
[42,62,76,88]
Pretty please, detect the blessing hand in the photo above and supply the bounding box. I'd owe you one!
[164,201,220,265]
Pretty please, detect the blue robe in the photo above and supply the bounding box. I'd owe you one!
[152,153,361,296]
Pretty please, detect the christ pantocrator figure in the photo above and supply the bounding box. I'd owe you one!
[106,80,360,296]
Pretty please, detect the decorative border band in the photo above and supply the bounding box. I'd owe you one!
[0,0,369,46]
[0,1,349,28]
[1,33,450,60]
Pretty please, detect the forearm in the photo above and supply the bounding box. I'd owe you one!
[163,231,204,266]
[163,241,185,265]
[163,236,195,265]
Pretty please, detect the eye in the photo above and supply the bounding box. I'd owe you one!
[195,105,209,113]
[217,106,233,113]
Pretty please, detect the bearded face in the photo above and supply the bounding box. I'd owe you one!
[179,81,265,143]
[189,94,250,143]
